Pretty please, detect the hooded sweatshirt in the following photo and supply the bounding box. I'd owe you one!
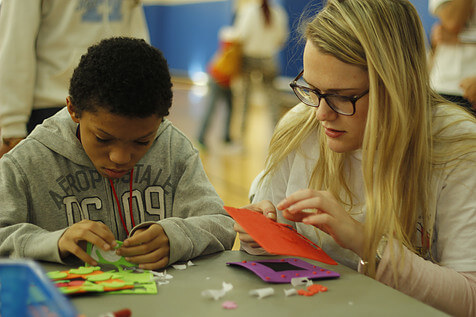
[0,109,236,265]
[0,0,149,138]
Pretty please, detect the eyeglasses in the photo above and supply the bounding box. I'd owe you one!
[290,70,369,116]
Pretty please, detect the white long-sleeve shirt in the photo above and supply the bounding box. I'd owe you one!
[233,1,289,58]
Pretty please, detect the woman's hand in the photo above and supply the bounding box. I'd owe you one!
[277,189,364,258]
[58,220,117,265]
[117,224,170,270]
[234,200,277,248]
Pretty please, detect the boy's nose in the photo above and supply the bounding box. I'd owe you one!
[109,147,132,165]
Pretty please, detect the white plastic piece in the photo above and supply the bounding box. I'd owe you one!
[291,277,312,287]
[283,288,298,296]
[249,287,275,299]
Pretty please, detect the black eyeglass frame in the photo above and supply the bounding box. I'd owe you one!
[289,70,369,116]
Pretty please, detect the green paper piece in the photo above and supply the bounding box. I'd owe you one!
[46,271,68,279]
[86,240,137,270]
[58,282,105,294]
[111,270,152,283]
[81,284,105,292]
[51,265,158,295]
[69,266,99,275]
[100,281,132,289]
[86,272,113,282]
[106,270,158,294]
[108,282,157,294]
[82,280,96,286]
[60,288,78,294]
[54,280,71,284]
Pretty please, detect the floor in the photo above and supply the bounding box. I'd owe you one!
[169,76,289,208]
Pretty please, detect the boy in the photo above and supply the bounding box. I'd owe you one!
[0,37,235,270]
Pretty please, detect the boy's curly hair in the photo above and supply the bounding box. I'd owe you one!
[69,37,173,118]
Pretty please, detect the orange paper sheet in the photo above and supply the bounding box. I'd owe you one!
[226,206,337,265]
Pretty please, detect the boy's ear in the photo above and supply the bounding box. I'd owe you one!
[66,96,80,123]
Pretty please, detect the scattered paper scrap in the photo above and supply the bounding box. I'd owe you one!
[283,288,298,297]
[172,261,196,270]
[151,270,174,285]
[249,287,274,299]
[222,301,238,309]
[201,282,233,300]
[297,284,328,296]
[172,264,187,270]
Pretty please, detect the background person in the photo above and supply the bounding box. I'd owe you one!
[198,27,239,150]
[233,0,289,140]
[0,0,149,157]
[429,0,476,114]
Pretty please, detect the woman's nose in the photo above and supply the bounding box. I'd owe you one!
[315,98,338,121]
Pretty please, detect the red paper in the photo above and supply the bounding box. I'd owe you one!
[225,206,337,265]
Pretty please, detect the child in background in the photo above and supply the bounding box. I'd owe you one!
[0,37,235,270]
[198,27,240,149]
[235,0,476,315]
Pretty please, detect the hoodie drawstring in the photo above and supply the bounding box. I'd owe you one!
[109,169,135,235]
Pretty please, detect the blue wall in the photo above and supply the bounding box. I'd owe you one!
[278,0,317,77]
[144,0,437,80]
[411,0,438,44]
[144,1,234,78]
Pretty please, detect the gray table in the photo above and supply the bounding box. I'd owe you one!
[42,251,448,317]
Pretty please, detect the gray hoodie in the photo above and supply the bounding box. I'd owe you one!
[0,109,235,265]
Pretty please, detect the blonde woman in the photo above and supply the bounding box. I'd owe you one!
[235,0,476,315]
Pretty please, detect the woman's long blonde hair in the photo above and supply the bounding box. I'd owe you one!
[262,0,476,278]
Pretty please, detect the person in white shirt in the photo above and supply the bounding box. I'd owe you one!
[0,0,149,157]
[235,0,476,316]
[233,0,289,137]
[429,0,476,114]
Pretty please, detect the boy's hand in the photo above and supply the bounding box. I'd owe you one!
[117,224,170,270]
[234,200,277,248]
[58,220,117,265]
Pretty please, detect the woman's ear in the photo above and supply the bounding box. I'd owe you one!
[66,96,80,123]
